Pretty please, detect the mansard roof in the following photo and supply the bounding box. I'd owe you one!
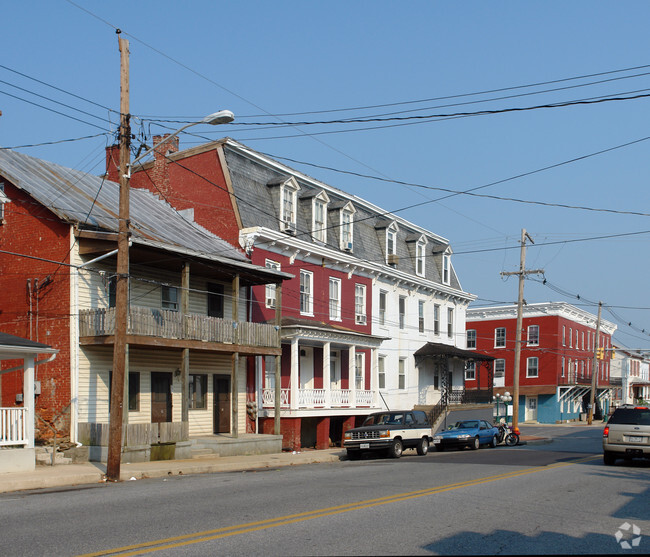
[221,140,464,292]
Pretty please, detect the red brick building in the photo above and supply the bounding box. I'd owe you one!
[465,302,616,423]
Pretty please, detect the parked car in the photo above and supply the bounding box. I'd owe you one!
[343,410,433,459]
[432,420,499,451]
[603,404,650,465]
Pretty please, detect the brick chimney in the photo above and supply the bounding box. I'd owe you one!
[151,134,180,199]
[105,144,121,182]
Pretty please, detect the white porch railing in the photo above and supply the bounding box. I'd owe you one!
[0,407,28,446]
[262,388,374,409]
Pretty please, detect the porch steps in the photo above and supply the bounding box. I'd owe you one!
[35,446,72,466]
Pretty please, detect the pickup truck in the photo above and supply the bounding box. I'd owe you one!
[343,410,433,459]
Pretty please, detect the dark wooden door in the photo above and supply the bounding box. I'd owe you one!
[207,283,224,318]
[213,376,231,434]
[151,372,172,423]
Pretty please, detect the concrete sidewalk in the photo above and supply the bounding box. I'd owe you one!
[0,449,345,494]
[1,426,563,494]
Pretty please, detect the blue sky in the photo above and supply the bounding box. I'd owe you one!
[2,1,650,349]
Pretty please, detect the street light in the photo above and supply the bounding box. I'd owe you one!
[494,392,512,423]
[106,104,235,482]
[128,110,235,173]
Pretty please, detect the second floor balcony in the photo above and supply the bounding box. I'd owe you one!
[79,306,280,351]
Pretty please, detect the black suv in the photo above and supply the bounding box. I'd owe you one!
[603,405,650,465]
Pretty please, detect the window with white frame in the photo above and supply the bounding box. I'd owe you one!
[467,329,476,349]
[329,277,341,321]
[312,192,329,243]
[265,259,280,308]
[299,270,313,315]
[416,237,426,277]
[399,296,406,329]
[378,355,386,389]
[494,359,505,377]
[465,361,476,381]
[562,325,566,346]
[340,203,355,250]
[379,290,387,326]
[355,284,366,325]
[569,327,572,347]
[447,307,454,338]
[527,325,539,346]
[433,304,440,335]
[442,253,451,285]
[398,358,406,390]
[561,357,565,377]
[495,327,506,348]
[189,374,208,409]
[264,355,276,389]
[280,179,299,233]
[527,357,539,378]
[386,223,398,263]
[418,300,425,333]
[355,352,365,390]
[162,286,178,311]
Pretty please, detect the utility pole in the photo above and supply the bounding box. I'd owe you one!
[106,34,130,482]
[500,229,543,430]
[587,302,602,425]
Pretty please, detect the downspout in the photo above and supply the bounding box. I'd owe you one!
[73,248,119,444]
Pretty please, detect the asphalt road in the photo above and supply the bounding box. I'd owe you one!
[2,426,648,556]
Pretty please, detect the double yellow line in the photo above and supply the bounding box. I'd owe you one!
[81,454,599,556]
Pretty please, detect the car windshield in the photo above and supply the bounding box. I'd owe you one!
[608,408,650,425]
[453,421,479,429]
[363,413,405,426]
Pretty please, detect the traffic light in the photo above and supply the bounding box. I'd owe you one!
[611,349,615,360]
[597,347,604,360]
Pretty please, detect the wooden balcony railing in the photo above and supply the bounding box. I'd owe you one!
[262,388,375,409]
[79,306,280,348]
[0,407,27,447]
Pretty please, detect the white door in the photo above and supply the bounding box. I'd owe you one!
[525,396,538,422]
[299,347,314,389]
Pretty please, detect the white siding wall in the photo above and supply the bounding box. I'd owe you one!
[371,277,469,409]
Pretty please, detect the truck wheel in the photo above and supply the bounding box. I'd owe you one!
[346,449,362,460]
[389,439,403,458]
[416,437,429,456]
[603,451,616,466]
[471,436,480,450]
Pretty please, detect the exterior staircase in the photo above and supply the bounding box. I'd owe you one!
[35,446,72,466]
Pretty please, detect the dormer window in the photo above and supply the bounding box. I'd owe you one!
[279,177,300,234]
[386,222,399,266]
[312,191,329,243]
[442,252,451,285]
[416,236,427,277]
[340,202,355,251]
[0,182,7,223]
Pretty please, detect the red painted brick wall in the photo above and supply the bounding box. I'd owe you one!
[0,182,72,439]
[315,417,330,449]
[260,416,301,451]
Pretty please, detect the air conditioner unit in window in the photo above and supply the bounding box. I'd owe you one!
[266,298,276,308]
[284,222,296,235]
[387,253,399,266]
[343,241,353,251]
[355,314,366,325]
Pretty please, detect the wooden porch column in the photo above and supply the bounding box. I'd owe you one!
[349,346,356,407]
[290,338,299,410]
[274,283,282,435]
[181,263,190,427]
[24,355,35,449]
[232,273,240,437]
[323,342,331,408]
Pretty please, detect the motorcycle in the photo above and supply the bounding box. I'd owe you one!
[496,422,520,446]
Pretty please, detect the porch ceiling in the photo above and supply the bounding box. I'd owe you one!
[414,341,495,362]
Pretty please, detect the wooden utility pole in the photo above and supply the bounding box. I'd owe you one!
[501,229,543,429]
[587,302,602,425]
[106,35,130,482]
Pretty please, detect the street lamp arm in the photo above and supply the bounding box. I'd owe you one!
[127,110,235,174]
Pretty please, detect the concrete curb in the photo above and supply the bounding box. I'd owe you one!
[0,450,345,494]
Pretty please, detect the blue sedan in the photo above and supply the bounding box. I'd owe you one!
[432,419,500,451]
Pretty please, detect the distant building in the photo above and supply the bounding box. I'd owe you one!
[466,302,616,423]
[610,347,650,405]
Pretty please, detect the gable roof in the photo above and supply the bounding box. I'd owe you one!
[0,148,247,261]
